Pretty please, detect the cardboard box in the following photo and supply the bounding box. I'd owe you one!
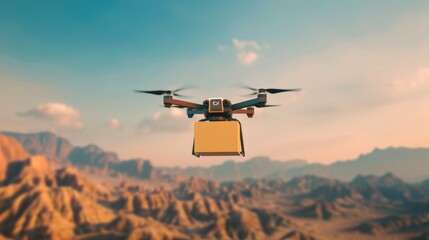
[194,121,242,156]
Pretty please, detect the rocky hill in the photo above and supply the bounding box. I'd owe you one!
[0,134,29,181]
[2,132,429,239]
[68,144,120,169]
[0,155,114,239]
[2,131,73,163]
[0,138,318,239]
[2,131,161,181]
[1,138,428,239]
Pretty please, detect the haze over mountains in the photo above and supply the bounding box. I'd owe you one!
[267,147,429,182]
[1,132,429,239]
[162,157,308,182]
[2,131,429,182]
[1,131,162,180]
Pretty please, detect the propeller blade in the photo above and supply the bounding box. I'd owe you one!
[173,84,198,93]
[134,85,196,97]
[173,93,192,98]
[233,83,258,91]
[265,88,301,94]
[134,90,169,95]
[235,83,301,96]
[257,104,281,108]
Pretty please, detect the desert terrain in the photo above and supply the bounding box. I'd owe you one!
[1,132,429,240]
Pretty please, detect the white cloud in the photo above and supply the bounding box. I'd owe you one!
[17,102,83,129]
[107,118,121,130]
[232,38,264,65]
[138,109,190,134]
[232,38,261,50]
[237,51,259,65]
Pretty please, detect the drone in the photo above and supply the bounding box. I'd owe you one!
[134,85,300,157]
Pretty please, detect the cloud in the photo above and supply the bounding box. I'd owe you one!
[237,51,259,65]
[232,38,261,50]
[107,118,121,130]
[17,102,83,129]
[232,38,264,65]
[137,108,191,134]
[390,67,429,92]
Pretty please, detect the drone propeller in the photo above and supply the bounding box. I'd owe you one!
[135,90,169,95]
[265,88,301,94]
[257,104,281,108]
[134,85,196,98]
[236,83,301,95]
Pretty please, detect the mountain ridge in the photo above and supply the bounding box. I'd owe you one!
[3,131,429,182]
[268,147,429,182]
[162,157,308,181]
[2,131,73,163]
[1,131,161,181]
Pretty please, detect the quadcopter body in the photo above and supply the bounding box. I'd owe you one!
[134,86,300,157]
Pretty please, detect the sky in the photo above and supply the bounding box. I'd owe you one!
[1,1,429,167]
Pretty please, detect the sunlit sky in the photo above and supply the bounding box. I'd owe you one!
[1,1,429,167]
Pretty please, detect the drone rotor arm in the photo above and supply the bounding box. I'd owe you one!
[231,95,267,110]
[165,98,203,110]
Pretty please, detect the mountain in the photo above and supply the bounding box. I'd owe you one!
[5,131,429,183]
[0,135,29,162]
[113,158,160,179]
[162,157,308,181]
[164,147,429,182]
[0,156,115,239]
[2,132,161,180]
[351,172,428,202]
[1,140,429,240]
[351,214,429,236]
[4,131,429,239]
[0,155,314,240]
[1,131,73,163]
[268,147,429,182]
[68,144,120,169]
[0,134,29,182]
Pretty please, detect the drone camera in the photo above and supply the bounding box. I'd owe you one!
[208,98,224,113]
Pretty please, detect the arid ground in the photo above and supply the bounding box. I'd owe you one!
[1,132,429,240]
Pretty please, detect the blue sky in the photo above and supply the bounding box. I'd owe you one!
[1,1,429,167]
